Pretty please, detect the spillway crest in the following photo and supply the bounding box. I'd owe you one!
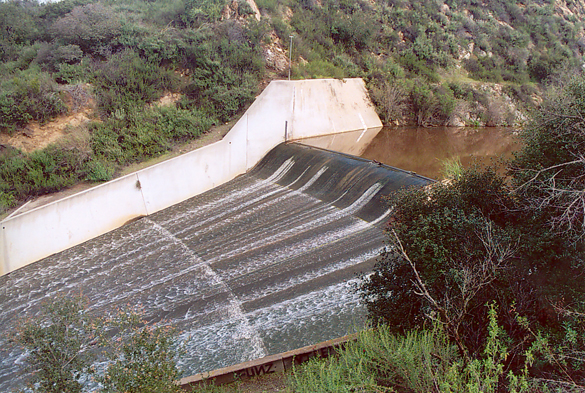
[0,143,431,391]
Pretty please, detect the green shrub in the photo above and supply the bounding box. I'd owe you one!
[290,312,534,393]
[293,59,345,79]
[0,68,66,133]
[85,159,114,182]
[409,82,456,126]
[11,297,184,393]
[92,50,179,116]
[179,24,263,122]
[0,189,16,214]
[184,0,225,27]
[0,142,97,208]
[49,3,122,54]
[10,296,97,393]
[98,311,183,393]
[90,106,213,165]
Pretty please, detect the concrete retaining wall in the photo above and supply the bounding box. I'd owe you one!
[179,333,358,390]
[0,78,382,275]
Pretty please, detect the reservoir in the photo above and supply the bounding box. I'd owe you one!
[360,126,519,179]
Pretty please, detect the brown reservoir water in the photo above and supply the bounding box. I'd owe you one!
[360,126,521,180]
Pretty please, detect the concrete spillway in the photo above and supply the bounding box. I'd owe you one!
[0,143,431,391]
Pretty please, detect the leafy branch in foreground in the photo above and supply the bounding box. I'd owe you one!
[10,296,98,393]
[511,75,585,241]
[10,296,184,393]
[97,309,183,393]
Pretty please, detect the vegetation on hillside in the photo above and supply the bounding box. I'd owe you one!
[1,0,585,214]
[0,0,266,215]
[11,76,585,393]
[3,0,585,390]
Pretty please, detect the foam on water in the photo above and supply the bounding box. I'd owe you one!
[0,143,432,391]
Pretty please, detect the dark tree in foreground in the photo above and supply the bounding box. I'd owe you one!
[511,74,585,243]
[360,75,585,387]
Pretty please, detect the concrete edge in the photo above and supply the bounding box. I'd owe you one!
[179,332,360,390]
[0,139,227,223]
[0,78,383,275]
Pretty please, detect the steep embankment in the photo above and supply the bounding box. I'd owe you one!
[2,0,585,215]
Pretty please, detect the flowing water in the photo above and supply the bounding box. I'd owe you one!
[0,143,431,391]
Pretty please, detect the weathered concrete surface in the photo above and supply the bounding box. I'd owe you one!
[0,78,381,276]
[180,332,358,389]
[0,143,430,392]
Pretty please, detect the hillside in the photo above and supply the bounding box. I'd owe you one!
[1,0,585,214]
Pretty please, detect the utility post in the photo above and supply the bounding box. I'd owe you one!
[288,35,293,80]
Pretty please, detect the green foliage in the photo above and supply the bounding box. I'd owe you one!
[511,74,585,241]
[90,106,213,165]
[409,82,456,126]
[179,22,263,122]
[361,74,585,386]
[0,68,66,133]
[441,156,463,180]
[184,0,225,27]
[11,297,184,393]
[92,49,178,116]
[49,3,122,54]
[0,143,92,208]
[11,296,97,393]
[290,325,456,393]
[359,163,585,366]
[0,1,41,61]
[293,59,345,79]
[98,311,183,393]
[85,159,115,182]
[290,313,534,393]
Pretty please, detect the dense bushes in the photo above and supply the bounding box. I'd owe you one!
[0,68,66,133]
[0,103,214,214]
[290,310,544,392]
[179,21,264,122]
[90,106,213,165]
[49,3,122,54]
[92,50,179,116]
[0,145,93,206]
[359,75,585,388]
[511,74,585,241]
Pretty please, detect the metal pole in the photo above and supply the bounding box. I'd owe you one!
[288,36,293,80]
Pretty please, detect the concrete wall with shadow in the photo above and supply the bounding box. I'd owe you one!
[0,78,382,275]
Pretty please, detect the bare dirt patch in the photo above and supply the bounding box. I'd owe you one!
[211,372,290,393]
[0,111,93,153]
[0,83,95,154]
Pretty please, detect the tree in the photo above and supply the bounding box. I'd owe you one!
[510,74,585,242]
[49,3,121,54]
[359,168,521,358]
[359,73,585,386]
[11,296,97,393]
[11,297,184,393]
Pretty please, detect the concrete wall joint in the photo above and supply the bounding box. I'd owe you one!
[0,78,382,275]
